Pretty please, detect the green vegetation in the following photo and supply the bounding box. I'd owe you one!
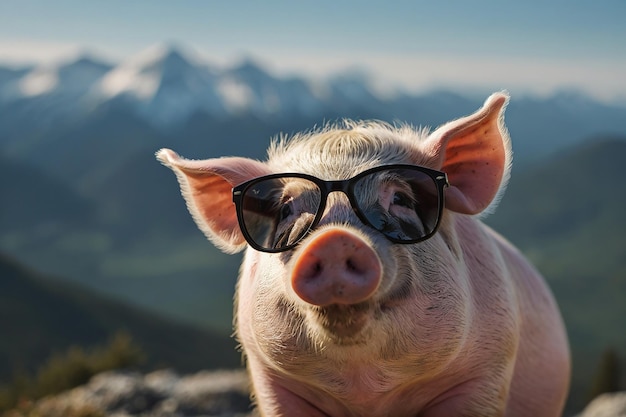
[0,332,142,413]
[0,253,241,385]
[486,137,626,412]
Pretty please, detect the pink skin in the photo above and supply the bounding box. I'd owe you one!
[291,228,382,307]
[157,92,571,417]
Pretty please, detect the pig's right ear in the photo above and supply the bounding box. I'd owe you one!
[156,149,272,254]
[422,92,511,216]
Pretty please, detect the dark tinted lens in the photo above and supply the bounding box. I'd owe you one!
[353,168,440,241]
[240,177,321,251]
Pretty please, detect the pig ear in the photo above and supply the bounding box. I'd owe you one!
[156,149,272,254]
[423,92,511,215]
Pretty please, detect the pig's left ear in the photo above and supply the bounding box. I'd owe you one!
[156,149,272,254]
[423,92,511,215]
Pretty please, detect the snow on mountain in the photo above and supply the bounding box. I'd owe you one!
[0,56,113,131]
[218,58,330,117]
[2,56,112,100]
[219,59,283,114]
[3,43,623,136]
[1,45,625,189]
[91,45,353,127]
[0,44,385,128]
[216,75,255,112]
[328,71,380,102]
[94,44,228,126]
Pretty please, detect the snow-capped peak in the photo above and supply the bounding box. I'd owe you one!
[92,44,230,126]
[11,55,112,98]
[0,43,389,127]
[123,43,202,71]
[18,67,58,96]
[96,43,214,100]
[97,62,159,100]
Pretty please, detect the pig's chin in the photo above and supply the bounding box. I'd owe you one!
[309,303,373,345]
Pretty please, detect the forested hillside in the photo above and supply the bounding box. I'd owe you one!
[0,253,240,382]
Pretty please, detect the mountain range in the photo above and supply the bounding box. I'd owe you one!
[1,44,625,165]
[0,44,384,128]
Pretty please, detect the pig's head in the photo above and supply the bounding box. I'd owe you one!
[157,92,511,376]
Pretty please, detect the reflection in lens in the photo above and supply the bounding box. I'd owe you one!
[241,177,321,250]
[274,212,316,249]
[354,168,439,241]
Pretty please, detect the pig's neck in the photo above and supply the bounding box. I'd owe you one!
[249,351,470,416]
[242,303,474,415]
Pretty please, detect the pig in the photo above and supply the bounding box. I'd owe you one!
[156,92,570,417]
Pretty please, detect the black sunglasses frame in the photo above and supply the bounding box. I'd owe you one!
[232,164,449,253]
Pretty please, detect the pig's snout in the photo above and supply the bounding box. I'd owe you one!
[291,228,382,307]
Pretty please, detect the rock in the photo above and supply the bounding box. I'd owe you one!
[10,369,255,417]
[13,370,625,417]
[577,392,626,417]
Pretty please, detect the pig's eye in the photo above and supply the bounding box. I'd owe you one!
[279,202,293,221]
[392,191,415,209]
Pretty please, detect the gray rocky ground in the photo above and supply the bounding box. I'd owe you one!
[5,369,255,417]
[5,369,626,417]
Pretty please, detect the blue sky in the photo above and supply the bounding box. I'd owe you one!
[1,0,625,100]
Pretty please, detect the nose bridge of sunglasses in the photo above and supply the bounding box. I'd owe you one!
[318,191,358,221]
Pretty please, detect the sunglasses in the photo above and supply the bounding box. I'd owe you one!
[232,164,449,253]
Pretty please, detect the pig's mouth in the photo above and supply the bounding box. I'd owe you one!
[311,303,372,342]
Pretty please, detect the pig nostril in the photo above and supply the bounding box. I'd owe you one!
[346,258,357,273]
[291,228,382,306]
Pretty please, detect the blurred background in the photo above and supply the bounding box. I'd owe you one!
[0,1,624,414]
